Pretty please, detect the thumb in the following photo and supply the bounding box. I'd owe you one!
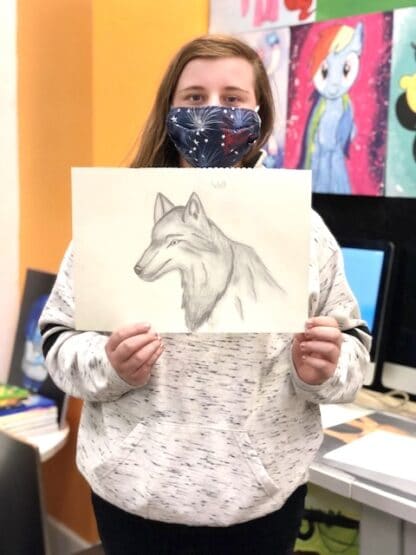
[293,332,306,344]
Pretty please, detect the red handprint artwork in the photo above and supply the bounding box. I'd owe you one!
[241,0,279,27]
[284,0,314,21]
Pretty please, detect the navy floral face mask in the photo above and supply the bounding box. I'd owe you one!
[166,106,261,168]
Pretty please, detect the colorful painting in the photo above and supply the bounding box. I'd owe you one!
[209,0,316,34]
[8,270,56,394]
[240,27,290,167]
[7,269,68,425]
[317,0,416,21]
[385,7,416,198]
[284,12,393,195]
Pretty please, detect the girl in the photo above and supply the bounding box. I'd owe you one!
[40,35,370,554]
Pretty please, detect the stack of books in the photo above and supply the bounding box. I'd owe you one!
[0,384,58,437]
[0,384,28,408]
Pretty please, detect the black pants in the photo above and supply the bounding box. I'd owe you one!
[91,484,307,555]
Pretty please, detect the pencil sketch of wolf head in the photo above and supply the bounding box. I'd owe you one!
[134,192,285,332]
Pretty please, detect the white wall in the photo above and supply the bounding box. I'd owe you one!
[0,0,19,381]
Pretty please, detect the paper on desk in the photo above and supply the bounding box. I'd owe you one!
[320,403,374,429]
[323,430,416,496]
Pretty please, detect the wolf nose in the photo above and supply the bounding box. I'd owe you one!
[134,264,143,276]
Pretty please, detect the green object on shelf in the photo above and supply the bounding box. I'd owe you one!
[0,384,29,408]
[317,0,416,21]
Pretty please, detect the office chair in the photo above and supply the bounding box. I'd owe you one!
[0,430,50,555]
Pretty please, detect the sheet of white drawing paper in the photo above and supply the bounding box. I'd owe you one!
[323,430,416,496]
[72,167,311,333]
[320,404,374,429]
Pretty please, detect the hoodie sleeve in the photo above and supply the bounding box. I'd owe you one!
[39,243,135,402]
[290,212,371,405]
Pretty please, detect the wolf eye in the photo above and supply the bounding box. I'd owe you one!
[168,239,180,247]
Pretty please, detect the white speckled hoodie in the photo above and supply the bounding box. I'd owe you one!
[39,210,370,527]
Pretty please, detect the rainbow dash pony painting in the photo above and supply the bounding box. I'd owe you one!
[285,12,392,196]
[298,23,363,194]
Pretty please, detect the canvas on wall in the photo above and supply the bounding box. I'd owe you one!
[209,0,316,34]
[385,7,416,198]
[7,269,67,423]
[8,270,56,394]
[72,167,311,334]
[317,0,416,21]
[239,27,290,167]
[284,11,393,195]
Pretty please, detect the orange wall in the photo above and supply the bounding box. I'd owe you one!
[18,0,95,541]
[19,0,208,542]
[19,0,93,275]
[92,0,209,166]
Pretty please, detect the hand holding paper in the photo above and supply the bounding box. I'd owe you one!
[105,323,164,387]
[292,316,342,385]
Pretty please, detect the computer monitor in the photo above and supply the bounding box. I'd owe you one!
[340,240,395,387]
[382,243,416,398]
[0,430,49,554]
[7,269,68,427]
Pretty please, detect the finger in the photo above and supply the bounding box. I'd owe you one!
[304,326,342,345]
[306,316,339,329]
[129,344,165,387]
[106,322,151,352]
[132,344,164,380]
[119,344,164,387]
[300,354,333,374]
[128,366,151,387]
[113,331,159,364]
[124,365,152,387]
[120,338,162,374]
[300,340,340,364]
[143,343,164,369]
[294,332,307,343]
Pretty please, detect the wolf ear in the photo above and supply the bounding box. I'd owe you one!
[183,193,209,230]
[154,193,174,223]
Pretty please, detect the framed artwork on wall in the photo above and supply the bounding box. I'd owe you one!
[385,7,416,198]
[284,12,393,195]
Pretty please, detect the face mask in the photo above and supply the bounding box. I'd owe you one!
[166,105,261,168]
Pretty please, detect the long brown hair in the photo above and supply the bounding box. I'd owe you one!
[130,34,275,168]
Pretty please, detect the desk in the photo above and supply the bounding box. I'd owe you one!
[310,403,416,555]
[25,423,70,462]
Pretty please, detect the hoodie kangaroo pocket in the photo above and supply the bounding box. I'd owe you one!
[94,421,149,503]
[93,421,280,526]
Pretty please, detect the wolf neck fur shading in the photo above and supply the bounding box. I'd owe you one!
[181,223,234,331]
[182,223,283,331]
